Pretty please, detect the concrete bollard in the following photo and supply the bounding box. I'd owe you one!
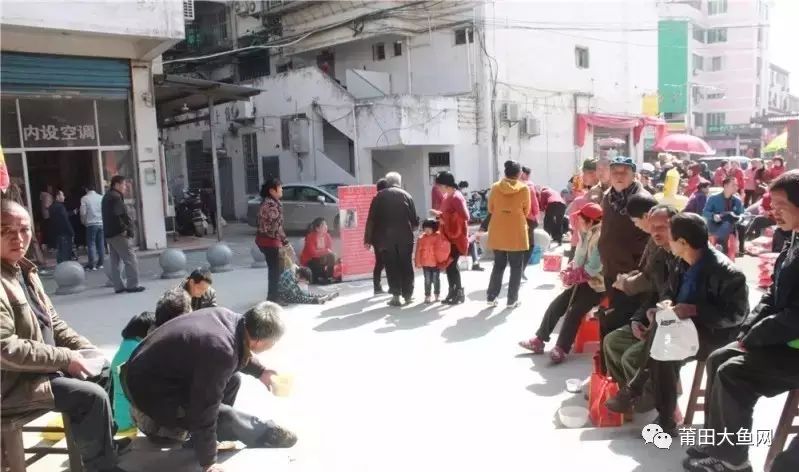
[160,249,188,279]
[207,243,233,273]
[250,245,267,268]
[54,261,87,295]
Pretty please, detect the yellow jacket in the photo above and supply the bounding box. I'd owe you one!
[487,178,531,252]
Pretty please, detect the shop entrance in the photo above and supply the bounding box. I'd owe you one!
[26,150,101,246]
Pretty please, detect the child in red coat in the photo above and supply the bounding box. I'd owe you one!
[414,219,452,303]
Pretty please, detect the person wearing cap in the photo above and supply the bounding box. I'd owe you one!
[430,171,469,305]
[518,202,604,363]
[597,156,652,360]
[587,157,611,204]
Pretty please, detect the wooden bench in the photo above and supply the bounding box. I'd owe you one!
[765,390,799,472]
[1,410,83,472]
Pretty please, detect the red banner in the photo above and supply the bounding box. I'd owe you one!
[338,185,377,280]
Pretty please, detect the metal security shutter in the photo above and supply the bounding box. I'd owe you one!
[0,52,131,92]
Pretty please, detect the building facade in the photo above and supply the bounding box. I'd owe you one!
[768,63,793,114]
[658,0,771,155]
[161,0,658,221]
[1,0,186,250]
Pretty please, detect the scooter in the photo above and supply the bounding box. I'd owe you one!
[175,189,208,237]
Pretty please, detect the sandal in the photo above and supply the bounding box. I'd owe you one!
[518,337,544,354]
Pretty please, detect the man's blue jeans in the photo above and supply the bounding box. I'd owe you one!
[86,224,105,268]
[708,221,734,248]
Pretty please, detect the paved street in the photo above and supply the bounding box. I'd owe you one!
[25,249,785,472]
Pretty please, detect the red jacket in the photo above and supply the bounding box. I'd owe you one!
[439,191,469,255]
[525,181,540,221]
[300,232,333,266]
[414,232,451,269]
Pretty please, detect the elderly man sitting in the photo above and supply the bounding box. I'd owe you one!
[1,200,129,472]
[122,302,297,472]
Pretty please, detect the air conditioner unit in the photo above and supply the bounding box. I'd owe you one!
[501,103,520,122]
[183,0,195,21]
[247,1,264,16]
[523,116,541,137]
[232,100,256,121]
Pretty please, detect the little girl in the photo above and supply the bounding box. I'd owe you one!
[518,203,605,364]
[111,311,155,431]
[414,218,452,303]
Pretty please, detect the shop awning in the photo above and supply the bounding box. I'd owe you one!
[154,74,261,121]
[575,113,666,147]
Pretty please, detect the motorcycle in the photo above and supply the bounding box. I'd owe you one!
[175,189,208,237]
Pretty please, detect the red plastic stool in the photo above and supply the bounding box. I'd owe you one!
[573,316,600,353]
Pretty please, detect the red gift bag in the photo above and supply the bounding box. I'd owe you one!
[588,373,624,427]
[543,253,563,272]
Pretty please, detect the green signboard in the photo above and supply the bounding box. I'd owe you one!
[658,21,688,114]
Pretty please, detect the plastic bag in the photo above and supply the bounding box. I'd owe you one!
[649,301,699,362]
[588,373,623,427]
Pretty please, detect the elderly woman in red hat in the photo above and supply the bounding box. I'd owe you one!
[518,203,606,364]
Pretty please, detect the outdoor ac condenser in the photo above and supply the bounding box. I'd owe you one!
[502,103,520,122]
[523,116,541,137]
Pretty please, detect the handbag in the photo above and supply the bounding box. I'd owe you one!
[588,373,624,427]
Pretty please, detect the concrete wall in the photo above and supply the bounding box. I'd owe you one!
[131,61,168,250]
[1,0,184,59]
[488,0,658,190]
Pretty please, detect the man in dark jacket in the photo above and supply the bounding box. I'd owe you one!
[102,175,143,294]
[50,190,75,263]
[683,171,799,472]
[123,303,296,472]
[364,171,420,306]
[604,201,677,391]
[370,178,389,295]
[597,156,652,368]
[645,213,748,436]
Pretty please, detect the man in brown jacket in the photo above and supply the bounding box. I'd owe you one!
[1,200,127,472]
[597,157,652,365]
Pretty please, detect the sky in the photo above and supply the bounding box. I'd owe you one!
[769,0,799,92]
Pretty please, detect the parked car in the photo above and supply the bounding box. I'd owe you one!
[698,155,751,171]
[247,183,340,233]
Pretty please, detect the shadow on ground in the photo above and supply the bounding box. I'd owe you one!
[440,306,516,343]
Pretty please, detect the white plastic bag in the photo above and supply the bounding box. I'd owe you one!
[649,301,700,362]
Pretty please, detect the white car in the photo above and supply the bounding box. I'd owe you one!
[247,183,341,233]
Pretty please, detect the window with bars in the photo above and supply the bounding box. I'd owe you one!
[708,0,727,15]
[707,28,727,43]
[372,43,385,61]
[710,56,723,71]
[243,133,259,195]
[454,28,474,45]
[575,47,590,69]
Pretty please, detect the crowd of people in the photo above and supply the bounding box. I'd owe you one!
[2,155,799,472]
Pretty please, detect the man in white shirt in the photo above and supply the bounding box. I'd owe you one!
[80,185,105,271]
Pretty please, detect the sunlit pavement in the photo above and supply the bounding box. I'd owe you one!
[26,252,785,472]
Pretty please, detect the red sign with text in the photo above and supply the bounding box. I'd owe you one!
[338,185,377,280]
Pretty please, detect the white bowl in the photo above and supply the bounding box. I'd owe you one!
[558,406,589,428]
[565,378,582,393]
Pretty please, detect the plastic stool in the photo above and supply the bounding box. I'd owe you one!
[574,316,600,354]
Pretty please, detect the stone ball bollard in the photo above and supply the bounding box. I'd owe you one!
[250,245,267,268]
[160,249,188,279]
[207,243,233,273]
[54,261,87,295]
[533,228,552,250]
